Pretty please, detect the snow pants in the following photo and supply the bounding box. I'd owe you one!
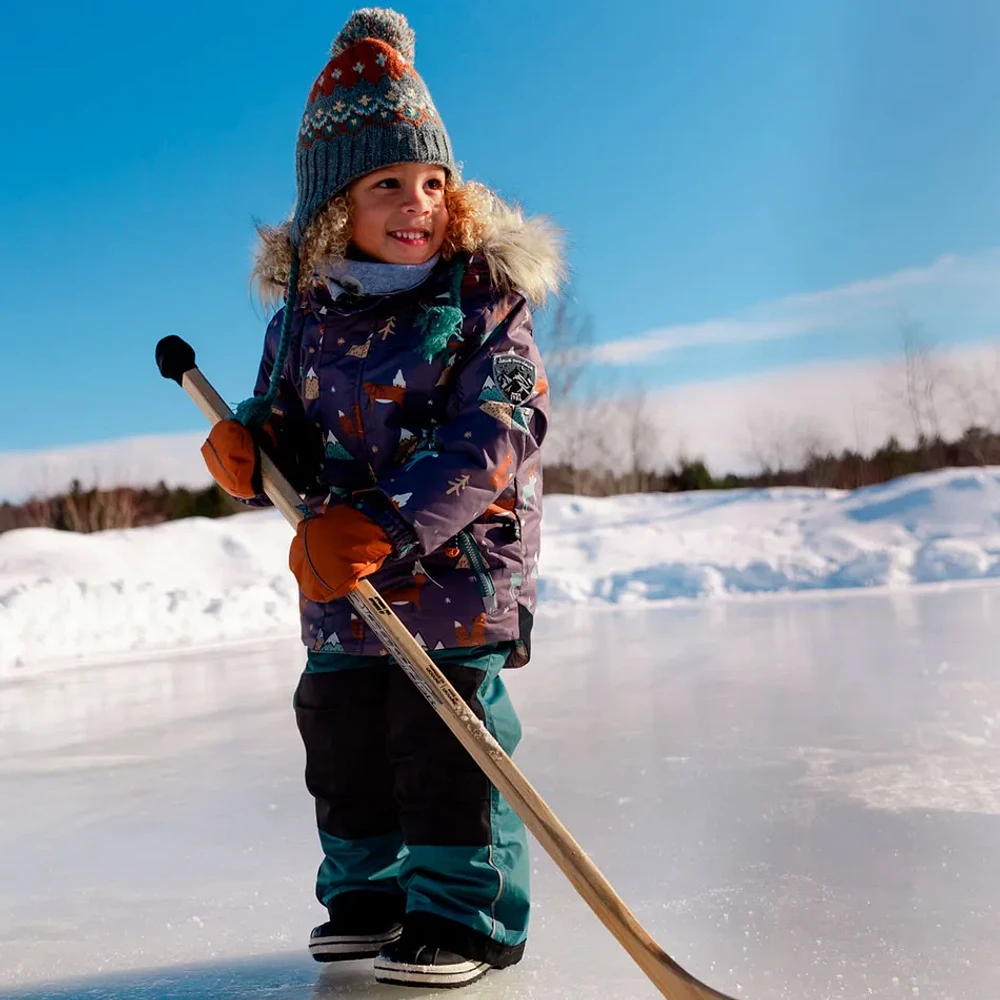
[293,642,529,967]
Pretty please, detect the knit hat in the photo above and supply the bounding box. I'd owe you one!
[233,8,458,432]
[290,7,456,247]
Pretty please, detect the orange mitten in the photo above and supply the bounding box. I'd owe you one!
[289,505,393,603]
[201,419,275,499]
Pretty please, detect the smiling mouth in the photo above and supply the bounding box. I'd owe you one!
[389,229,431,245]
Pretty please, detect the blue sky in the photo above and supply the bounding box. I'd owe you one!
[2,0,1000,452]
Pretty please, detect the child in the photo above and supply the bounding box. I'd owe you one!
[200,7,561,989]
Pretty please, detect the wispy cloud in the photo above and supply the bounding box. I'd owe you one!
[595,317,820,364]
[594,249,1000,365]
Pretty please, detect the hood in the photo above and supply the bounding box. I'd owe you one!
[251,185,565,309]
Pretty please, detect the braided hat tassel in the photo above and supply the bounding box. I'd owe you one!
[234,247,302,430]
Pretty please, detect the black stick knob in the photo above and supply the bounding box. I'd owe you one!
[155,336,197,386]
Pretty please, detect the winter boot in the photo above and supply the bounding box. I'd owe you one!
[373,936,490,988]
[309,891,404,962]
[373,912,523,988]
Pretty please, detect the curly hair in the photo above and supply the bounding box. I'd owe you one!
[254,178,494,302]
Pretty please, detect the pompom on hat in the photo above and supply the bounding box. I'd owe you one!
[330,7,414,61]
[290,7,456,247]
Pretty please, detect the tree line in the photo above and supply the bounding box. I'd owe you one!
[3,308,998,534]
[0,480,241,535]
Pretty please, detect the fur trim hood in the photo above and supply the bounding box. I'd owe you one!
[251,186,565,309]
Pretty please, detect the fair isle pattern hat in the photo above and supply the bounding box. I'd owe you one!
[290,7,456,247]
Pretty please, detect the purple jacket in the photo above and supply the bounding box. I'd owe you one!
[247,195,563,665]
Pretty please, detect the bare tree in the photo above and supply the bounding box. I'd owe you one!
[884,319,946,446]
[743,411,793,478]
[792,424,838,488]
[63,480,139,533]
[940,344,1000,437]
[621,387,657,493]
[535,297,670,495]
[555,391,619,494]
[535,295,608,494]
[534,298,594,405]
[742,412,841,486]
[849,405,874,487]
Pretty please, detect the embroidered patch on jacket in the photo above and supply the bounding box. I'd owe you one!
[492,354,536,406]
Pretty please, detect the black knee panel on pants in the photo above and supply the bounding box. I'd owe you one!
[294,666,398,839]
[387,662,492,846]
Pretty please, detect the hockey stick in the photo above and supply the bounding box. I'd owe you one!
[155,334,741,1000]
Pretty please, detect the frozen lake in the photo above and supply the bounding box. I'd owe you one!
[2,586,999,999]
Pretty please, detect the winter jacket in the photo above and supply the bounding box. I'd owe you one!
[246,194,562,665]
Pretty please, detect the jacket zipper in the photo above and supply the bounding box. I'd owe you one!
[457,530,497,613]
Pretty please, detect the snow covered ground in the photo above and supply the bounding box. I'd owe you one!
[3,588,999,999]
[4,467,1000,671]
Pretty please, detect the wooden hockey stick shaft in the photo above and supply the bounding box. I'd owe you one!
[164,346,739,1000]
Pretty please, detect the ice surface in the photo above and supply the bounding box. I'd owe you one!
[3,587,999,998]
[6,467,1000,672]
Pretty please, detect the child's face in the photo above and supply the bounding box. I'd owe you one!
[347,163,449,264]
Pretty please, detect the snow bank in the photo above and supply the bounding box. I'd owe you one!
[4,467,1000,670]
[539,466,1000,603]
[1,513,298,672]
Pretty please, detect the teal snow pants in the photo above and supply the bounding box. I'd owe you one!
[293,642,529,967]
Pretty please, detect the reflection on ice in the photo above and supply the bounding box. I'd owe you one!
[2,586,999,998]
